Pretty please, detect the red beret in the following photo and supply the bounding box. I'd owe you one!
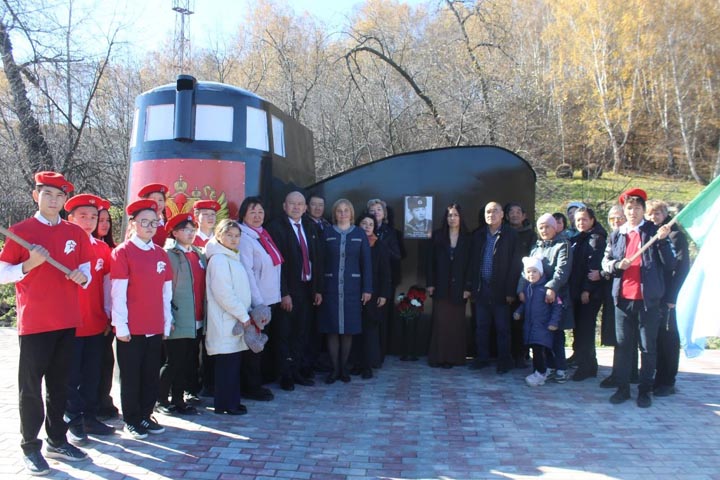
[619,188,648,205]
[97,198,111,211]
[193,200,221,212]
[126,199,158,217]
[137,183,169,198]
[34,171,74,194]
[165,213,196,234]
[64,194,104,213]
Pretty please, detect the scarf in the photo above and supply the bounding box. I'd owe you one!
[250,225,284,266]
[367,233,378,247]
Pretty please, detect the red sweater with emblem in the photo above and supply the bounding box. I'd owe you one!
[76,237,111,336]
[0,218,91,335]
[111,240,173,335]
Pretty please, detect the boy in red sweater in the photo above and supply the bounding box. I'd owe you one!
[63,194,116,444]
[0,171,92,475]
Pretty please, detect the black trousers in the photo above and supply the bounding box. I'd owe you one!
[510,300,527,361]
[66,333,105,423]
[615,298,660,390]
[655,304,680,388]
[214,351,242,411]
[97,331,117,413]
[158,337,194,406]
[116,335,162,426]
[18,328,75,454]
[240,349,264,392]
[573,298,602,371]
[184,328,203,395]
[530,344,550,374]
[274,284,311,378]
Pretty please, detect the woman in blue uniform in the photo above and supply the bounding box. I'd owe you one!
[318,199,372,384]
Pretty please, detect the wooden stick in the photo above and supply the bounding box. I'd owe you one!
[0,225,72,275]
[626,215,678,263]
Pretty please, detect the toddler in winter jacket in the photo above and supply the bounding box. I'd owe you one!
[514,256,563,386]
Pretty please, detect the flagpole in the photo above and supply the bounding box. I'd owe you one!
[0,225,72,276]
[625,215,678,264]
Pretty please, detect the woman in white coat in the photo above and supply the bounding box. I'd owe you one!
[205,219,252,415]
[237,196,282,399]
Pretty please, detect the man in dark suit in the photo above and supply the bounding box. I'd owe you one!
[267,191,323,391]
[468,201,522,374]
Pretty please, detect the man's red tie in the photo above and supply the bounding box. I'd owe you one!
[295,223,311,280]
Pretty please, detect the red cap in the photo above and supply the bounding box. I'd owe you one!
[165,213,196,234]
[193,200,221,212]
[97,198,111,211]
[34,171,74,194]
[64,194,105,213]
[137,183,169,198]
[125,199,158,217]
[619,188,648,205]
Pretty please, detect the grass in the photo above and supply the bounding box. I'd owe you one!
[535,171,704,220]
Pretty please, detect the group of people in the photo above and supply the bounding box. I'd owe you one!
[0,170,690,476]
[424,190,687,413]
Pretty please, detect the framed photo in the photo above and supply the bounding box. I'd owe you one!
[404,195,433,239]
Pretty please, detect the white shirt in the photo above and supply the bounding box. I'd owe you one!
[619,219,645,235]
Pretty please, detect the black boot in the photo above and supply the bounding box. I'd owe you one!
[609,385,631,404]
[637,385,652,408]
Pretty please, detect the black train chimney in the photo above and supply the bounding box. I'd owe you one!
[174,74,196,142]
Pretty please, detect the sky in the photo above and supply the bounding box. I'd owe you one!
[82,0,427,57]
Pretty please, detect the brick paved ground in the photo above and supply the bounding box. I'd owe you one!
[1,327,719,480]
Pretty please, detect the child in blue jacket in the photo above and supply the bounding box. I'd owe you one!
[514,257,563,386]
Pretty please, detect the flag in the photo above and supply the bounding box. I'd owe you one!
[674,174,720,247]
[675,175,720,358]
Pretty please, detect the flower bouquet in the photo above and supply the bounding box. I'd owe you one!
[396,286,427,322]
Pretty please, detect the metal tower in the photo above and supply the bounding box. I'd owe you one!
[172,0,195,72]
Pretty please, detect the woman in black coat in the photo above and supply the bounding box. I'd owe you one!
[426,203,472,368]
[367,198,405,362]
[354,213,391,378]
[569,207,607,381]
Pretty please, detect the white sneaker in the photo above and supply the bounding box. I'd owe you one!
[545,368,556,381]
[525,371,547,386]
[553,369,569,384]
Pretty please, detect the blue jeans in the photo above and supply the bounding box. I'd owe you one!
[475,301,511,367]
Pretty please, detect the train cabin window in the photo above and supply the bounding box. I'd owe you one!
[246,106,269,151]
[271,115,285,157]
[195,105,234,142]
[129,108,139,148]
[145,104,174,141]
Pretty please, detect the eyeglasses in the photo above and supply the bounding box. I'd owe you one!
[180,227,196,234]
[137,219,160,228]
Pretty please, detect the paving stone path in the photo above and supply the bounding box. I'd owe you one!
[0,327,718,479]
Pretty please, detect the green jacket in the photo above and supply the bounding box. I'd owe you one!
[165,242,208,339]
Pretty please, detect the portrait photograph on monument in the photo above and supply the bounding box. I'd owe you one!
[404,195,433,239]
